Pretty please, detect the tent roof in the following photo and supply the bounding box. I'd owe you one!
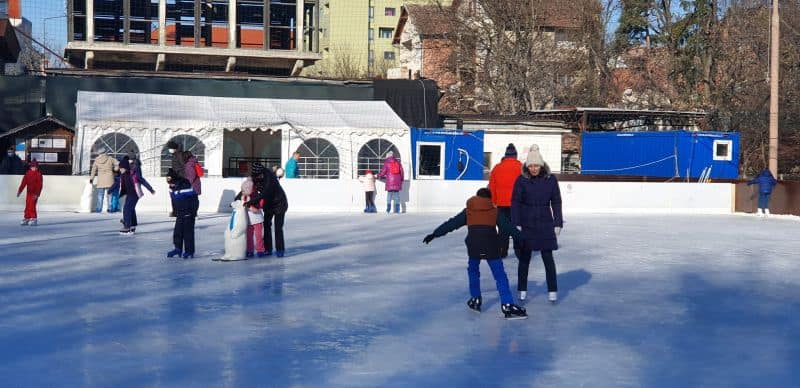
[76,91,410,136]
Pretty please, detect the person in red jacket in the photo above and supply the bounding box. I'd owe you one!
[17,160,43,226]
[488,143,522,257]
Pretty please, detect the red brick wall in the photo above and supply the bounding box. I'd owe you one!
[422,39,456,89]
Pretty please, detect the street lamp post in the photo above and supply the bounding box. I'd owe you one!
[42,14,67,67]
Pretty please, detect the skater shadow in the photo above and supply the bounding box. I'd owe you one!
[557,269,592,301]
[283,242,339,257]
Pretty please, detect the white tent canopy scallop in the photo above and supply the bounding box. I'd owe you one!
[74,91,411,178]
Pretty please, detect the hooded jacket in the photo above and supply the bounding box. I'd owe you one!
[747,170,778,194]
[184,154,202,195]
[430,195,522,259]
[378,156,404,192]
[18,166,43,197]
[90,154,119,188]
[511,163,562,251]
[488,157,522,207]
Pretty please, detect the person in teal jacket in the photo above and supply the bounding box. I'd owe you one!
[285,152,300,178]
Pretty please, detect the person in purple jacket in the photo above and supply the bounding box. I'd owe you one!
[511,144,563,303]
[377,151,404,214]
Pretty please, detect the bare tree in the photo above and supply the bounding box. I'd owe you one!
[432,0,604,114]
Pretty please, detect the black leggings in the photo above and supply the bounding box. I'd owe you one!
[263,210,286,252]
[365,191,375,208]
[517,249,557,292]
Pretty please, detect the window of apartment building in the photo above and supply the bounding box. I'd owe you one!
[0,1,7,15]
[379,28,393,39]
[383,51,395,60]
[385,7,395,16]
[369,6,374,20]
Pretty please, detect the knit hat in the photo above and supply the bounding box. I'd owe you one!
[386,151,394,158]
[251,162,266,176]
[96,147,107,155]
[166,140,180,150]
[476,187,491,199]
[525,144,545,166]
[275,167,285,178]
[241,177,254,195]
[29,159,39,169]
[365,169,373,175]
[119,158,130,169]
[504,143,517,158]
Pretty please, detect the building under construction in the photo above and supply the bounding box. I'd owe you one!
[66,0,322,75]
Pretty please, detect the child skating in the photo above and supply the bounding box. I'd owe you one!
[166,169,199,259]
[423,188,528,320]
[17,160,43,226]
[236,177,268,258]
[358,169,377,213]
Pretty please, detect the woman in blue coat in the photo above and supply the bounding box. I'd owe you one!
[747,169,778,216]
[511,145,563,303]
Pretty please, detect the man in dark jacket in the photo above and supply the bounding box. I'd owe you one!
[423,188,528,320]
[166,169,200,258]
[747,169,778,216]
[251,162,289,257]
[0,146,25,175]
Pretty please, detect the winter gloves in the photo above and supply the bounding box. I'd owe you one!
[423,234,436,244]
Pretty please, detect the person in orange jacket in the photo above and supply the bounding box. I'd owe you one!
[488,143,522,257]
[17,159,43,226]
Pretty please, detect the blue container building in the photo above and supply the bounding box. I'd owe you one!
[580,130,740,179]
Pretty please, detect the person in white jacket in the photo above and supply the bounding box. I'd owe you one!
[358,169,377,213]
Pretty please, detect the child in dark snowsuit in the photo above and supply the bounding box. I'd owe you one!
[166,169,199,258]
[423,188,528,319]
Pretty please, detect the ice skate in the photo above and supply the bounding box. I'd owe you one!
[20,219,29,226]
[119,228,135,235]
[276,250,285,258]
[501,304,528,320]
[182,252,194,259]
[467,297,482,313]
[28,219,38,226]
[764,209,770,217]
[167,248,182,258]
[548,291,558,303]
[519,291,527,301]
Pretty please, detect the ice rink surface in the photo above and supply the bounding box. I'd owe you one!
[0,210,798,387]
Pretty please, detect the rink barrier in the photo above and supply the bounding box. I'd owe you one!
[0,175,734,214]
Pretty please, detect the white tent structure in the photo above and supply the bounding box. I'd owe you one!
[73,91,411,178]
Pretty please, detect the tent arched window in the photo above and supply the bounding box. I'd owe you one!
[90,133,139,169]
[357,139,399,175]
[296,138,339,179]
[160,135,206,176]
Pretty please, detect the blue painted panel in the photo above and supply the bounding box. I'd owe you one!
[581,131,739,179]
[411,128,485,180]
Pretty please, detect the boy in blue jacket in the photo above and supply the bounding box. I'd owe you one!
[423,188,528,320]
[747,169,778,216]
[166,169,200,258]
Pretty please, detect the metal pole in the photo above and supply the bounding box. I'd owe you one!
[768,0,779,177]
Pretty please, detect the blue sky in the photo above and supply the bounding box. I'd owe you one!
[22,0,68,52]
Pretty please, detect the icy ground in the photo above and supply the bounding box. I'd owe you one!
[0,210,798,387]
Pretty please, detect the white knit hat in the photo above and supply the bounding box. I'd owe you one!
[386,151,394,158]
[525,144,545,166]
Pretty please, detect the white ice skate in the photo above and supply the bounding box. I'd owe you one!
[519,291,527,301]
[20,219,29,226]
[548,291,558,303]
[29,219,38,226]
